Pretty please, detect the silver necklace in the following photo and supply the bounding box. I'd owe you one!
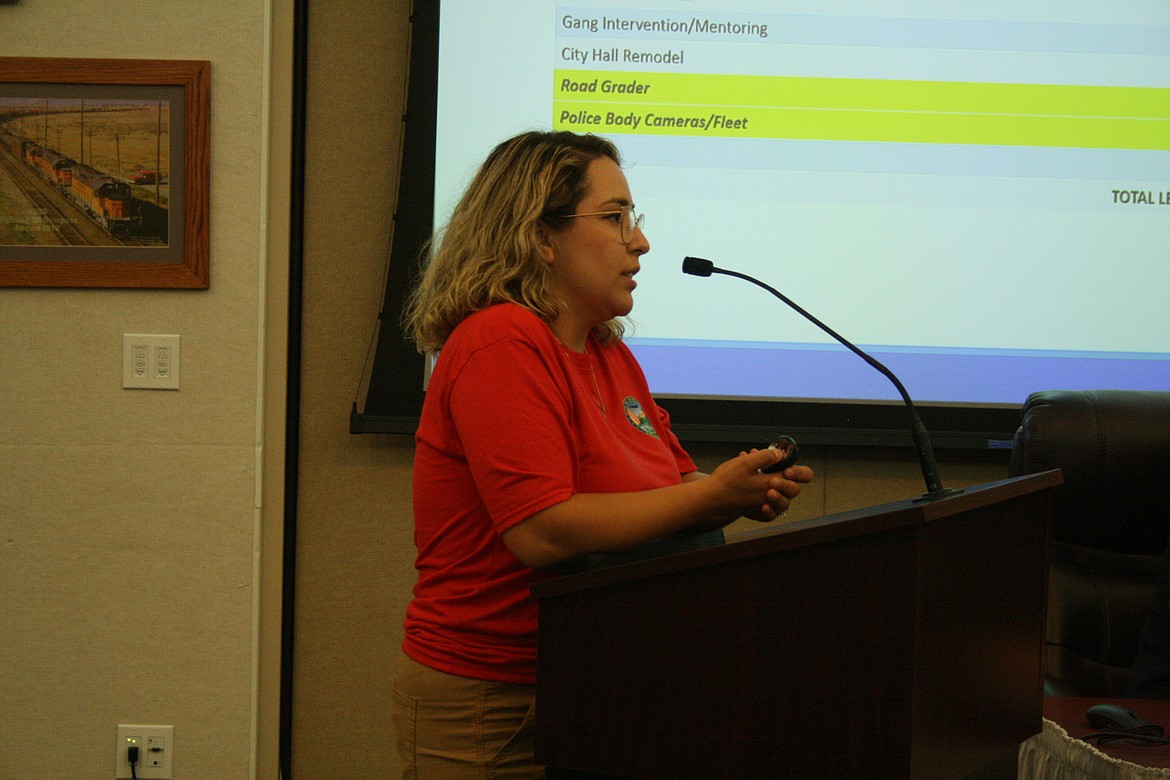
[558,340,607,415]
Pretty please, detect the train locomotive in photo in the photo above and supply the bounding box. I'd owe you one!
[1,129,159,238]
[35,148,77,187]
[68,164,134,234]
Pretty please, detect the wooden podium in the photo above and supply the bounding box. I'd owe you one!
[531,471,1062,779]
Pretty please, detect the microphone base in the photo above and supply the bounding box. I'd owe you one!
[913,487,966,503]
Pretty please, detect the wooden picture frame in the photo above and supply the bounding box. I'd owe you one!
[0,57,209,288]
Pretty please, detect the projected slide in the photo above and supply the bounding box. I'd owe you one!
[437,2,1170,406]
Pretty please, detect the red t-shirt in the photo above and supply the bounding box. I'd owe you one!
[404,303,697,683]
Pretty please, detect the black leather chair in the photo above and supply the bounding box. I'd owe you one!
[1009,389,1170,697]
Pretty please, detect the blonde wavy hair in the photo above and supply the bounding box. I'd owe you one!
[404,131,627,352]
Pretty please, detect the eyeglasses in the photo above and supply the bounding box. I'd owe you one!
[561,206,645,243]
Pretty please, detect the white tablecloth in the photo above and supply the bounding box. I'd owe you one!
[1019,718,1170,780]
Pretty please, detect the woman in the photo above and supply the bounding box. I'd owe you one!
[393,130,814,778]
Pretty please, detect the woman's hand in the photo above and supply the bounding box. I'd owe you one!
[707,449,815,523]
[757,463,815,521]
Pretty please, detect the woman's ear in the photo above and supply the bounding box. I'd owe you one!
[535,221,556,265]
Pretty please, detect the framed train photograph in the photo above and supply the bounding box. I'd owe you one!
[0,57,209,288]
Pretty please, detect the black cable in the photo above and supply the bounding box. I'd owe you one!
[128,745,139,780]
[1082,724,1170,747]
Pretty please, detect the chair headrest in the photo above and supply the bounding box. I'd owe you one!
[1010,390,1170,554]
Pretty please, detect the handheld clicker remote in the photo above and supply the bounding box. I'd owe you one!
[761,435,799,473]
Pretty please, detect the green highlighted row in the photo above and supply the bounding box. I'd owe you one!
[553,70,1170,150]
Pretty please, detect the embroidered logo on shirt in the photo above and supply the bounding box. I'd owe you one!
[623,397,660,438]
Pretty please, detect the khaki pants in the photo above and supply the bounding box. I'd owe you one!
[392,650,544,779]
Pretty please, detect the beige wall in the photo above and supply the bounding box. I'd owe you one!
[0,2,1011,778]
[0,1,288,778]
[290,2,417,776]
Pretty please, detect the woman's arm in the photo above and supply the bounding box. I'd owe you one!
[502,448,814,568]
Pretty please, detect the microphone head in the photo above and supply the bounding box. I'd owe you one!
[682,256,715,277]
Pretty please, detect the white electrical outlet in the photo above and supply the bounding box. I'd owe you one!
[116,724,173,779]
[122,334,181,390]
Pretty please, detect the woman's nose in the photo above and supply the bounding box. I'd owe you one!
[629,225,649,254]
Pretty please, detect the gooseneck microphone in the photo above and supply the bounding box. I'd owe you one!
[681,256,960,501]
